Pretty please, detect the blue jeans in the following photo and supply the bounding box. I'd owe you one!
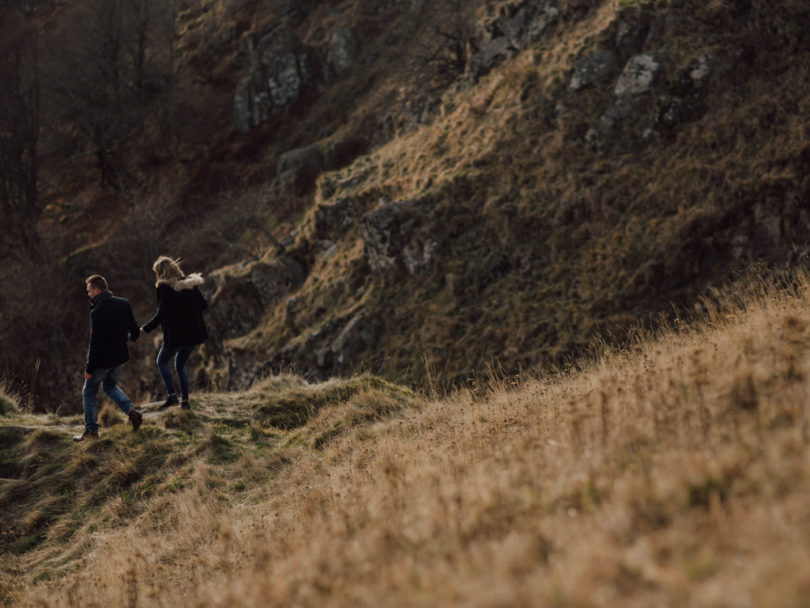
[82,365,134,433]
[156,344,195,401]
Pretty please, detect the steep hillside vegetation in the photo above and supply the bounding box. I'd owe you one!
[3,273,810,606]
[1,0,809,410]
[205,0,810,390]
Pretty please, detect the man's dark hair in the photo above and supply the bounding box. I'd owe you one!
[85,274,108,291]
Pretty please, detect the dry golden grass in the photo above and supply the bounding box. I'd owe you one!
[5,273,810,606]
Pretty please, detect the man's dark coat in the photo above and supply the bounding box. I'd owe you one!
[85,291,140,374]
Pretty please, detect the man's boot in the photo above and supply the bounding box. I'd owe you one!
[73,429,99,442]
[128,409,143,431]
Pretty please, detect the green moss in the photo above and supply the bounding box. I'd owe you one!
[12,530,47,554]
[201,431,239,464]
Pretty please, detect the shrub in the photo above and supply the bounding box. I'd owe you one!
[0,381,20,416]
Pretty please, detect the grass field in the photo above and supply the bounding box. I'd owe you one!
[3,272,810,606]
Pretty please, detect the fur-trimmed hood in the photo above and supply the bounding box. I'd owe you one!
[156,273,204,291]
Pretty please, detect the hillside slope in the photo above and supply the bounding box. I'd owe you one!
[3,273,810,606]
[3,0,810,409]
[202,0,810,390]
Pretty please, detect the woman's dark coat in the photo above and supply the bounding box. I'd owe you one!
[142,275,208,348]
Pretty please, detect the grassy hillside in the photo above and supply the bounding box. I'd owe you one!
[3,272,810,606]
[4,0,810,408]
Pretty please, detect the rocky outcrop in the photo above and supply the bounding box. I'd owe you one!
[328,310,377,369]
[585,51,664,140]
[233,24,362,134]
[276,144,324,194]
[361,197,440,275]
[568,48,618,91]
[314,197,356,241]
[469,0,560,80]
[650,53,714,133]
[207,256,307,341]
[614,52,662,97]
[326,28,357,78]
[234,25,322,133]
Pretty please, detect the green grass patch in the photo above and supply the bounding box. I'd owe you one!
[251,375,413,429]
[12,530,47,554]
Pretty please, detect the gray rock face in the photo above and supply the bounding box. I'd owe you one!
[469,37,513,80]
[19,0,39,14]
[314,197,356,241]
[587,51,664,140]
[330,311,377,367]
[469,0,559,79]
[202,256,308,390]
[569,48,618,91]
[614,52,662,97]
[503,0,560,44]
[651,52,714,132]
[327,28,357,77]
[233,80,252,135]
[361,198,438,275]
[276,145,324,194]
[234,26,321,133]
[207,257,307,339]
[259,26,318,109]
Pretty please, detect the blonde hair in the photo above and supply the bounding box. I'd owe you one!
[152,256,184,286]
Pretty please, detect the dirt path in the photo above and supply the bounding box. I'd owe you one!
[0,402,169,436]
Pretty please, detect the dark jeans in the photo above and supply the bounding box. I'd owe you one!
[82,365,134,433]
[156,344,195,401]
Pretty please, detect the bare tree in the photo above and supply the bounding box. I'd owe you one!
[45,0,178,190]
[0,8,40,250]
[410,0,478,88]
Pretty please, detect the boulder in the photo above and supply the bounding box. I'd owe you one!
[503,0,560,45]
[326,28,357,77]
[469,37,513,80]
[276,144,324,194]
[361,197,441,275]
[614,52,662,97]
[207,257,307,340]
[20,0,39,15]
[569,48,618,92]
[330,311,377,367]
[588,51,664,140]
[314,197,356,241]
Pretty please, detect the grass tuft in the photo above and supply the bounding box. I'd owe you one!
[0,380,19,416]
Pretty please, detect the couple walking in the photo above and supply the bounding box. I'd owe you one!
[74,256,208,442]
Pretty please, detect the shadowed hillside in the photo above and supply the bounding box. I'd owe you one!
[2,273,810,605]
[202,0,810,391]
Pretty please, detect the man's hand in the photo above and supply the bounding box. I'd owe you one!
[84,371,93,380]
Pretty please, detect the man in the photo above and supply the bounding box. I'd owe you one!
[74,274,144,441]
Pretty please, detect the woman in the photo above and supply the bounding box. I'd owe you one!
[142,256,208,410]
